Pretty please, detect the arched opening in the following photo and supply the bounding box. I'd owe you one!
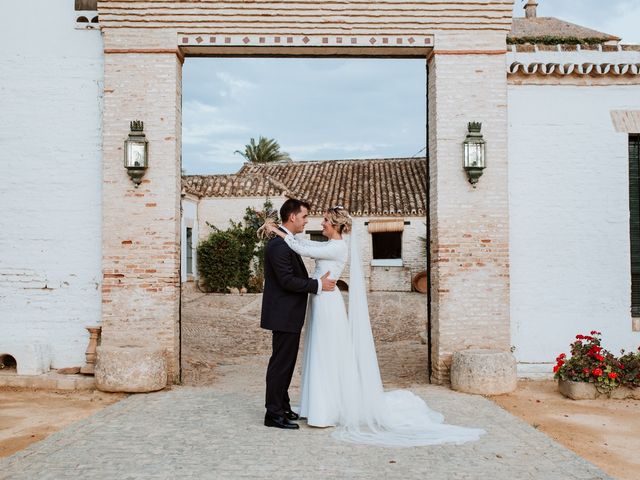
[0,354,17,372]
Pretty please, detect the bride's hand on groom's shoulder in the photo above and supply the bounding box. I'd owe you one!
[257,219,278,240]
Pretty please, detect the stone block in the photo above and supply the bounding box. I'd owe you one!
[450,349,517,395]
[95,346,167,393]
[557,379,597,400]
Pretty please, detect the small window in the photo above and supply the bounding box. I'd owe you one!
[629,135,640,316]
[306,230,328,242]
[186,227,193,275]
[75,0,97,10]
[372,231,402,260]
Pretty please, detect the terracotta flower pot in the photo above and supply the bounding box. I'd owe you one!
[558,379,640,400]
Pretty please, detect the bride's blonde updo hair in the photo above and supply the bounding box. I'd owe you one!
[327,205,352,234]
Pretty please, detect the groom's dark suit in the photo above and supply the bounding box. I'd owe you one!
[261,228,319,419]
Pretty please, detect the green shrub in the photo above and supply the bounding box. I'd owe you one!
[507,36,608,46]
[196,200,277,293]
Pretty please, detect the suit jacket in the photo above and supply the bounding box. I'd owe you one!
[260,230,319,333]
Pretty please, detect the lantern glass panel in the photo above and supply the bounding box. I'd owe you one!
[464,142,485,168]
[126,141,147,168]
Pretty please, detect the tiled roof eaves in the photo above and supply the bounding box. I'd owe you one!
[508,62,640,76]
[185,157,427,217]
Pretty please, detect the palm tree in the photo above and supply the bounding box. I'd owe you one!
[235,136,292,163]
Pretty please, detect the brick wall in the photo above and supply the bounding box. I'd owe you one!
[101,28,183,382]
[99,2,513,385]
[428,51,511,384]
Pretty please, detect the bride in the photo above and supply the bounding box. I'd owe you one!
[263,205,485,447]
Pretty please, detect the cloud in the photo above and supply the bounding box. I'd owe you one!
[605,1,640,43]
[524,0,640,43]
[215,72,255,99]
[182,58,427,174]
[182,100,249,145]
[287,141,392,159]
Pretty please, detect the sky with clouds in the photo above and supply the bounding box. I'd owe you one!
[182,0,640,174]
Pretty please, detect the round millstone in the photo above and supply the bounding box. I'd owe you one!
[450,349,517,395]
[95,346,167,393]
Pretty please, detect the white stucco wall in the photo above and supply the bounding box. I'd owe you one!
[508,77,640,376]
[191,196,426,291]
[0,0,103,372]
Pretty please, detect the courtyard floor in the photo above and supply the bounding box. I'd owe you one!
[0,354,615,480]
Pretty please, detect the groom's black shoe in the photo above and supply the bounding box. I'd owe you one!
[264,414,300,430]
[284,409,300,421]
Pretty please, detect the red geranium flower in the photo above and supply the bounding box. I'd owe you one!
[553,365,560,373]
[582,368,590,374]
[595,354,604,362]
[608,372,618,379]
[593,368,603,377]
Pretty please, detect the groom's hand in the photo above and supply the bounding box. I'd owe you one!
[320,271,336,292]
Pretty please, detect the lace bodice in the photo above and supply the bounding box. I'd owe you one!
[284,235,348,280]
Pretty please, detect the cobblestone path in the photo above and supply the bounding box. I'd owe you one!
[0,356,611,480]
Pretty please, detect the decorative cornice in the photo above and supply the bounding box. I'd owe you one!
[178,33,433,49]
[508,62,640,76]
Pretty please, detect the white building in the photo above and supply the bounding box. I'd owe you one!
[0,0,639,379]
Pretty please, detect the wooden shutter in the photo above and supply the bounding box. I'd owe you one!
[367,219,405,233]
[629,135,640,316]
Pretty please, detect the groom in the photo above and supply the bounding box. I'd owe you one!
[261,198,336,429]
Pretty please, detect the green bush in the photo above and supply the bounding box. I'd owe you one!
[196,200,277,293]
[507,36,607,46]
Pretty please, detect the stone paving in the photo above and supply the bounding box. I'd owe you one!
[0,357,613,480]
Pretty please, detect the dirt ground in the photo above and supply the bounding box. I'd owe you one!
[0,387,124,458]
[491,380,640,480]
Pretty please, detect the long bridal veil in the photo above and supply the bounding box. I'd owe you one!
[331,225,486,447]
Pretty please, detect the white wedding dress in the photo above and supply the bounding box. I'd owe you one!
[284,227,486,447]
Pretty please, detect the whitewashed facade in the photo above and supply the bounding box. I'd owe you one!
[0,0,103,373]
[508,46,640,376]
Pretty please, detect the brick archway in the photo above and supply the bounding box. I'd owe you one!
[99,1,513,384]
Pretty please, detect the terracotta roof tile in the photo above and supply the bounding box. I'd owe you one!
[181,173,289,198]
[509,17,619,42]
[183,157,427,217]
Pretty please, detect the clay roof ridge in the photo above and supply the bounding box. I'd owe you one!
[510,16,620,42]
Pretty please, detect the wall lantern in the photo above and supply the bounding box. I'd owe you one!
[463,121,486,187]
[124,120,148,187]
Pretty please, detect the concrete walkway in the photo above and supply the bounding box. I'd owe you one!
[0,358,612,480]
